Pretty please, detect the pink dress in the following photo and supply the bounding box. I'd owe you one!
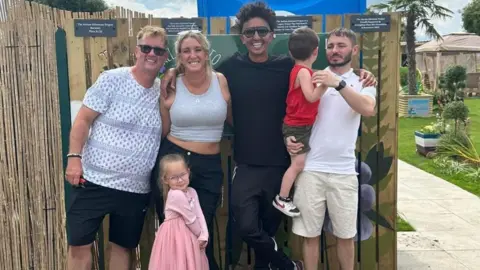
[148,187,209,270]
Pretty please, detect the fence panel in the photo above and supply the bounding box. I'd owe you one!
[0,2,66,269]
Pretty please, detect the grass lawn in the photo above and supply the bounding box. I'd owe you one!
[396,215,415,231]
[398,98,480,196]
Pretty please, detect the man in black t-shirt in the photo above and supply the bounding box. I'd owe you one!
[161,2,376,269]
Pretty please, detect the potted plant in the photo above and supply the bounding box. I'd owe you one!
[414,115,446,156]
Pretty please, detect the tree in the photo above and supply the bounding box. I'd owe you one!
[370,0,453,95]
[366,5,406,41]
[462,0,480,35]
[31,0,109,12]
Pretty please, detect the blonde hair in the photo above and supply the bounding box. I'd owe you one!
[136,25,168,46]
[174,30,212,75]
[159,153,189,206]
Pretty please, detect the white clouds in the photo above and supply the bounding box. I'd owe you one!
[366,0,468,41]
[420,0,467,38]
[104,0,198,18]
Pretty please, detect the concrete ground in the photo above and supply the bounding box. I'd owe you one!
[397,160,480,270]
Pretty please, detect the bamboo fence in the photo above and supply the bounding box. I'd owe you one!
[0,3,65,270]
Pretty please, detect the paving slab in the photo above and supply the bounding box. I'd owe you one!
[397,160,480,270]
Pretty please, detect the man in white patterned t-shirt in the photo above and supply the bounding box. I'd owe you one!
[287,27,377,270]
[64,26,168,270]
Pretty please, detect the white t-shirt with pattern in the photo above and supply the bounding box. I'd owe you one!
[81,67,162,194]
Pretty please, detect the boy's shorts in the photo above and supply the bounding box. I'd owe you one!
[282,123,313,154]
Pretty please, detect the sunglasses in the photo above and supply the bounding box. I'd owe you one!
[242,27,271,38]
[178,29,202,35]
[137,44,167,56]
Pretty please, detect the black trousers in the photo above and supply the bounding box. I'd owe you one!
[230,164,295,270]
[150,138,223,270]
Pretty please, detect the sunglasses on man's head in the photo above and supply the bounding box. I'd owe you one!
[242,27,271,38]
[137,44,167,56]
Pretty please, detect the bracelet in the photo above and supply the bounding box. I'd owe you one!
[67,153,82,159]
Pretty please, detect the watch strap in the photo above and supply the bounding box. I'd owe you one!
[335,80,346,91]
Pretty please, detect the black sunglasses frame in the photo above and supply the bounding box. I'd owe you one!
[242,27,271,38]
[137,44,167,56]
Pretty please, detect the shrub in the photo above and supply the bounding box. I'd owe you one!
[443,101,469,134]
[436,65,467,113]
[419,114,448,134]
[436,130,480,165]
[400,67,423,94]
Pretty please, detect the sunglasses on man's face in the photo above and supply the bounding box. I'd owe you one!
[137,44,167,56]
[242,27,271,38]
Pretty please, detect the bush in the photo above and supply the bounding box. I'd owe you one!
[420,114,448,134]
[400,67,408,87]
[400,67,423,94]
[437,130,471,151]
[443,101,469,134]
[436,131,480,166]
[436,65,467,113]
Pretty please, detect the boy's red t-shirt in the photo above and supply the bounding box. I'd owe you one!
[283,64,320,126]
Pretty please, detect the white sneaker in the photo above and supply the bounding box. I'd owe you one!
[273,195,301,217]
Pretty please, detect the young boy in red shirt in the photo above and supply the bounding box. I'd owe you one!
[273,27,328,217]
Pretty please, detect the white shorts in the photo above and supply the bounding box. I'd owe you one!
[291,171,358,239]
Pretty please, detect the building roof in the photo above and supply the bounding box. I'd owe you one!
[415,33,480,53]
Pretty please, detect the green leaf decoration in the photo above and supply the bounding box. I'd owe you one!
[365,142,393,186]
[364,209,393,230]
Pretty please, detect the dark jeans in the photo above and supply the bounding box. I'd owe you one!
[230,164,295,270]
[150,138,223,270]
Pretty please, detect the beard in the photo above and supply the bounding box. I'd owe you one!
[327,51,353,67]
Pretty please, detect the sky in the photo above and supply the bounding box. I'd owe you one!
[104,0,469,41]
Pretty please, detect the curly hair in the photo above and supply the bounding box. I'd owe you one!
[235,1,277,32]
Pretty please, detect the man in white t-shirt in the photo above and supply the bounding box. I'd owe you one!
[64,26,168,270]
[286,27,377,270]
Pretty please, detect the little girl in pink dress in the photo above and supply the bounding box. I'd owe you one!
[148,154,209,270]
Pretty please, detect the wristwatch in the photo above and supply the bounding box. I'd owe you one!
[335,80,346,91]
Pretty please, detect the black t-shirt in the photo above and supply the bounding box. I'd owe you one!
[217,52,295,167]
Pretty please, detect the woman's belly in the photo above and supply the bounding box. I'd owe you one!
[166,134,221,155]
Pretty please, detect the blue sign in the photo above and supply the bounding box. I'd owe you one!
[407,98,430,117]
[197,0,367,18]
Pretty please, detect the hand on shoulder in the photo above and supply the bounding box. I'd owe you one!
[356,69,377,88]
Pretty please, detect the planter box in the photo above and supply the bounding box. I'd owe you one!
[399,94,433,117]
[414,131,441,156]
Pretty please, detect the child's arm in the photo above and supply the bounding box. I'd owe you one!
[166,189,202,237]
[191,189,209,242]
[297,68,328,102]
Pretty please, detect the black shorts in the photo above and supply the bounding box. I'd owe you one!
[66,180,149,248]
[282,123,313,154]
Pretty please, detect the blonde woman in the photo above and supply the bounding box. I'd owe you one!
[151,30,231,270]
